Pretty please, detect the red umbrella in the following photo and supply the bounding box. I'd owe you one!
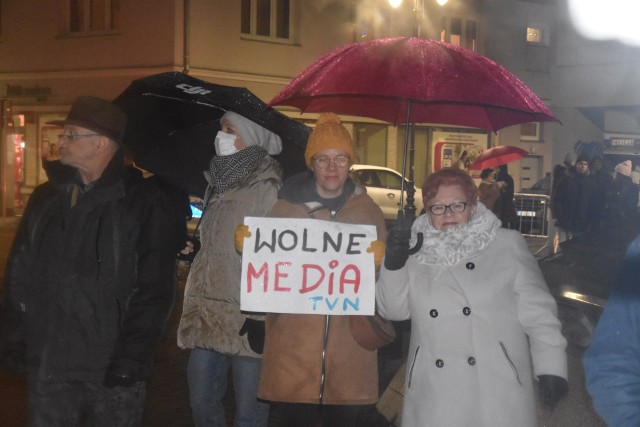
[270,37,559,218]
[468,145,529,170]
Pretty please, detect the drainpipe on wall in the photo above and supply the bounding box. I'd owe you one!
[183,0,190,74]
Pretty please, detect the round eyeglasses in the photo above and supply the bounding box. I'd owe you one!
[313,155,350,169]
[428,202,468,215]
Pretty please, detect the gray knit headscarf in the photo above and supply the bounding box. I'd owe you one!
[220,111,283,155]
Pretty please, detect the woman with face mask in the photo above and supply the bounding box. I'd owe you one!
[177,111,283,427]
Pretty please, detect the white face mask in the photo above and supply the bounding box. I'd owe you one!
[214,131,239,156]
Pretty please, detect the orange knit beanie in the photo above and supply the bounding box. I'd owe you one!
[305,113,355,168]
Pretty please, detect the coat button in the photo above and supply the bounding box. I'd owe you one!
[468,357,476,366]
[436,359,444,368]
[430,309,438,318]
[466,262,475,270]
[463,307,471,316]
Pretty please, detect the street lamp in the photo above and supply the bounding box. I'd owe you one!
[388,0,448,37]
[388,0,448,7]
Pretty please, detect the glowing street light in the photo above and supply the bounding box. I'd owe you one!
[568,0,640,46]
[388,0,448,7]
[388,0,449,37]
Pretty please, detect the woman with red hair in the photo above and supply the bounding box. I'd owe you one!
[377,167,568,427]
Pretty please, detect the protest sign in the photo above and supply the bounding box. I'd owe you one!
[240,217,377,315]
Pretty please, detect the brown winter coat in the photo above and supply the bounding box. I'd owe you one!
[258,184,387,405]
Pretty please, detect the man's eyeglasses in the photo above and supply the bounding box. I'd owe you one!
[58,134,100,142]
[428,202,468,215]
[313,155,350,169]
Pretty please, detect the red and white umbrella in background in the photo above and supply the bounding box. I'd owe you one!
[467,145,529,171]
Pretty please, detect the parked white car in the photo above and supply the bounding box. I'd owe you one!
[350,164,424,223]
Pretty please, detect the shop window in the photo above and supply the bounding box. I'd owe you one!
[241,0,296,44]
[440,17,477,51]
[68,0,120,34]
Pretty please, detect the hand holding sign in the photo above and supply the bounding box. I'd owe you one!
[367,240,386,268]
[235,224,251,253]
[241,217,378,315]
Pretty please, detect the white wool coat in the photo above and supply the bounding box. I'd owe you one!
[377,205,567,427]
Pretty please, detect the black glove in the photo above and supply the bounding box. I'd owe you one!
[239,318,265,354]
[103,361,139,388]
[384,222,412,271]
[177,237,201,262]
[538,375,568,411]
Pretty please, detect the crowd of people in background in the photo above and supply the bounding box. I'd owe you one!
[550,151,639,249]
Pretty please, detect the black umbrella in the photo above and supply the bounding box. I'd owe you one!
[113,72,311,196]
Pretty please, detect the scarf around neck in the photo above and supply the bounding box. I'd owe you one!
[209,145,266,194]
[411,202,502,266]
[278,171,356,211]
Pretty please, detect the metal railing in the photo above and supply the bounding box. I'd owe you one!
[513,192,550,238]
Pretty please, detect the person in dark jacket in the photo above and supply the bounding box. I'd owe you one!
[583,232,640,426]
[496,164,518,229]
[588,156,613,229]
[550,154,596,244]
[2,96,178,426]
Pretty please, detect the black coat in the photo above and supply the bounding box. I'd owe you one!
[551,173,596,233]
[5,154,177,383]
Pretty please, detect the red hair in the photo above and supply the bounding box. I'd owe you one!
[422,168,478,205]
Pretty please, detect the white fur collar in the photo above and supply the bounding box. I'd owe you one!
[410,202,502,266]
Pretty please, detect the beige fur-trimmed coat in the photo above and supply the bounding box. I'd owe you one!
[177,156,282,357]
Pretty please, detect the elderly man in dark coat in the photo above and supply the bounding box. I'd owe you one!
[2,96,178,426]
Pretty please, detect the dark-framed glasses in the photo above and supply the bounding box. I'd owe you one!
[313,155,350,169]
[58,133,100,142]
[428,202,468,215]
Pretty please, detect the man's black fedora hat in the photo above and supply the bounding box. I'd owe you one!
[48,96,127,144]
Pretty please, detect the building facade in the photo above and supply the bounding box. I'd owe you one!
[1,0,639,215]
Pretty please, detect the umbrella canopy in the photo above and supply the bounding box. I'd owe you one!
[114,72,312,196]
[468,145,529,170]
[270,37,559,132]
[270,37,558,218]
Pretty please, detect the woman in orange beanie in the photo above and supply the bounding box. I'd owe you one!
[258,113,387,426]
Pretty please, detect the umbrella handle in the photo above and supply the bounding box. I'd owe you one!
[408,232,423,255]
